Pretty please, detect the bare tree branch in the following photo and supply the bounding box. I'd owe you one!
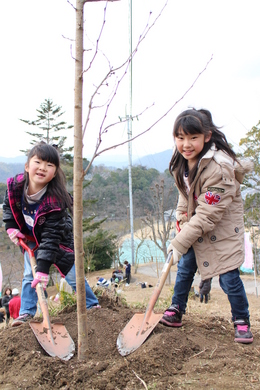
[82,1,169,169]
[83,54,213,175]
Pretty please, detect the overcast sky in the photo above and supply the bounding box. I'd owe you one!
[1,0,260,164]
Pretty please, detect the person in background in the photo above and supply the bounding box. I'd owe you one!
[9,288,21,320]
[0,308,5,323]
[111,269,124,283]
[1,287,12,326]
[199,278,212,304]
[124,260,131,286]
[3,142,100,327]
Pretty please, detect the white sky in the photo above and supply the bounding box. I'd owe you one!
[1,0,260,162]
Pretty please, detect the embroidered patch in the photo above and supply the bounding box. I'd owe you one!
[38,216,46,225]
[205,191,221,205]
[207,186,225,193]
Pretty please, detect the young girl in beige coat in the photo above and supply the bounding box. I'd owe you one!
[160,108,253,343]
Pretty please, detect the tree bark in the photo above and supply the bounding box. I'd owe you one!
[74,0,88,361]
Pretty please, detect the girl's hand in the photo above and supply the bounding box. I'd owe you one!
[7,228,25,245]
[31,272,49,289]
[167,244,182,264]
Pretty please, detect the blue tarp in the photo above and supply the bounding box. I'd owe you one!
[120,238,166,264]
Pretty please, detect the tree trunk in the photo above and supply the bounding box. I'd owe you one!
[74,0,88,361]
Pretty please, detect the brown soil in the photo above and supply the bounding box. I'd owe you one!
[0,268,260,390]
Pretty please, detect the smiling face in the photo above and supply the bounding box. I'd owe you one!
[25,155,57,195]
[174,127,211,169]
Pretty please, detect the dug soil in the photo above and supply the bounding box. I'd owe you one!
[0,267,260,390]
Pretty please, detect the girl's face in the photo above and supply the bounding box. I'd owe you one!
[6,289,11,295]
[25,155,57,194]
[174,128,211,169]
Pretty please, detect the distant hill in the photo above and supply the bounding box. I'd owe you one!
[133,149,173,172]
[0,162,25,183]
[93,149,173,172]
[0,156,26,164]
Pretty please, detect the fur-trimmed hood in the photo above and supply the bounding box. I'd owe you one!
[234,160,254,184]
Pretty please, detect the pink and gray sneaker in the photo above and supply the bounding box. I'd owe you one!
[234,319,253,344]
[160,304,182,327]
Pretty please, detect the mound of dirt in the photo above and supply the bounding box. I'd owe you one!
[0,286,260,390]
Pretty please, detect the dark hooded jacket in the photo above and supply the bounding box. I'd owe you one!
[3,174,74,276]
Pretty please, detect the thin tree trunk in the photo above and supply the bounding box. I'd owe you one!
[74,0,88,361]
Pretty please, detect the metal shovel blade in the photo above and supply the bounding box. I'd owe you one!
[117,252,174,356]
[117,311,163,356]
[18,239,75,361]
[30,321,75,361]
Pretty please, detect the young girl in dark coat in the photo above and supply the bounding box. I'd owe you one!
[3,142,99,326]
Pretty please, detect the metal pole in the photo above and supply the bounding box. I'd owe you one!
[127,0,134,267]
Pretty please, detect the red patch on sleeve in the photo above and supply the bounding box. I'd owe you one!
[204,191,221,205]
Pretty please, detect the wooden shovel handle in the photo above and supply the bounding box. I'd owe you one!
[18,239,55,344]
[143,252,173,321]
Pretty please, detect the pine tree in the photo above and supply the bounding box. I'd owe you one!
[239,119,260,273]
[239,119,260,182]
[20,98,73,162]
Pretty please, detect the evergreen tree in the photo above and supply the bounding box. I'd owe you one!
[239,119,260,184]
[20,98,73,162]
[83,229,117,271]
[239,119,260,273]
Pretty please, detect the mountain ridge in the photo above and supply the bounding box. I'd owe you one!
[0,149,173,183]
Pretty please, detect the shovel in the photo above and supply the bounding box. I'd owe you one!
[19,239,75,361]
[117,251,174,356]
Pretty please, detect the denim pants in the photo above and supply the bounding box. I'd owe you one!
[20,244,99,316]
[172,247,250,322]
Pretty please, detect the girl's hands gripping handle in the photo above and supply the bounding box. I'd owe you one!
[167,244,182,264]
[7,228,25,245]
[31,272,49,289]
[17,238,49,290]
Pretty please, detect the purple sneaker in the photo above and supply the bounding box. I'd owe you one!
[160,304,182,327]
[234,319,253,344]
[88,304,101,310]
[11,314,33,327]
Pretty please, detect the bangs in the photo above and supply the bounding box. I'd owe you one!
[28,143,60,167]
[173,115,204,137]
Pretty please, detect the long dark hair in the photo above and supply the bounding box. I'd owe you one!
[169,108,237,195]
[16,142,73,213]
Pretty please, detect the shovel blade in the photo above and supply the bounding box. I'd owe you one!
[30,321,75,361]
[117,312,163,356]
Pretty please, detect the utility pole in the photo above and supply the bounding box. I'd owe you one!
[119,0,135,267]
[127,0,134,267]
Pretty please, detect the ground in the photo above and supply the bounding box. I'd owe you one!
[0,266,260,390]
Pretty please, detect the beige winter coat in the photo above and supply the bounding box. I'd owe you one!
[171,145,253,280]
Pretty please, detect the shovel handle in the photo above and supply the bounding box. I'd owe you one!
[19,239,55,344]
[143,252,173,321]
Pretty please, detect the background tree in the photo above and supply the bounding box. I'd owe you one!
[239,119,260,274]
[20,98,73,162]
[83,229,117,272]
[239,119,260,180]
[0,183,7,204]
[142,179,178,260]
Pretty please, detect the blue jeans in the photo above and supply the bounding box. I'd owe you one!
[20,244,99,316]
[172,247,250,322]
